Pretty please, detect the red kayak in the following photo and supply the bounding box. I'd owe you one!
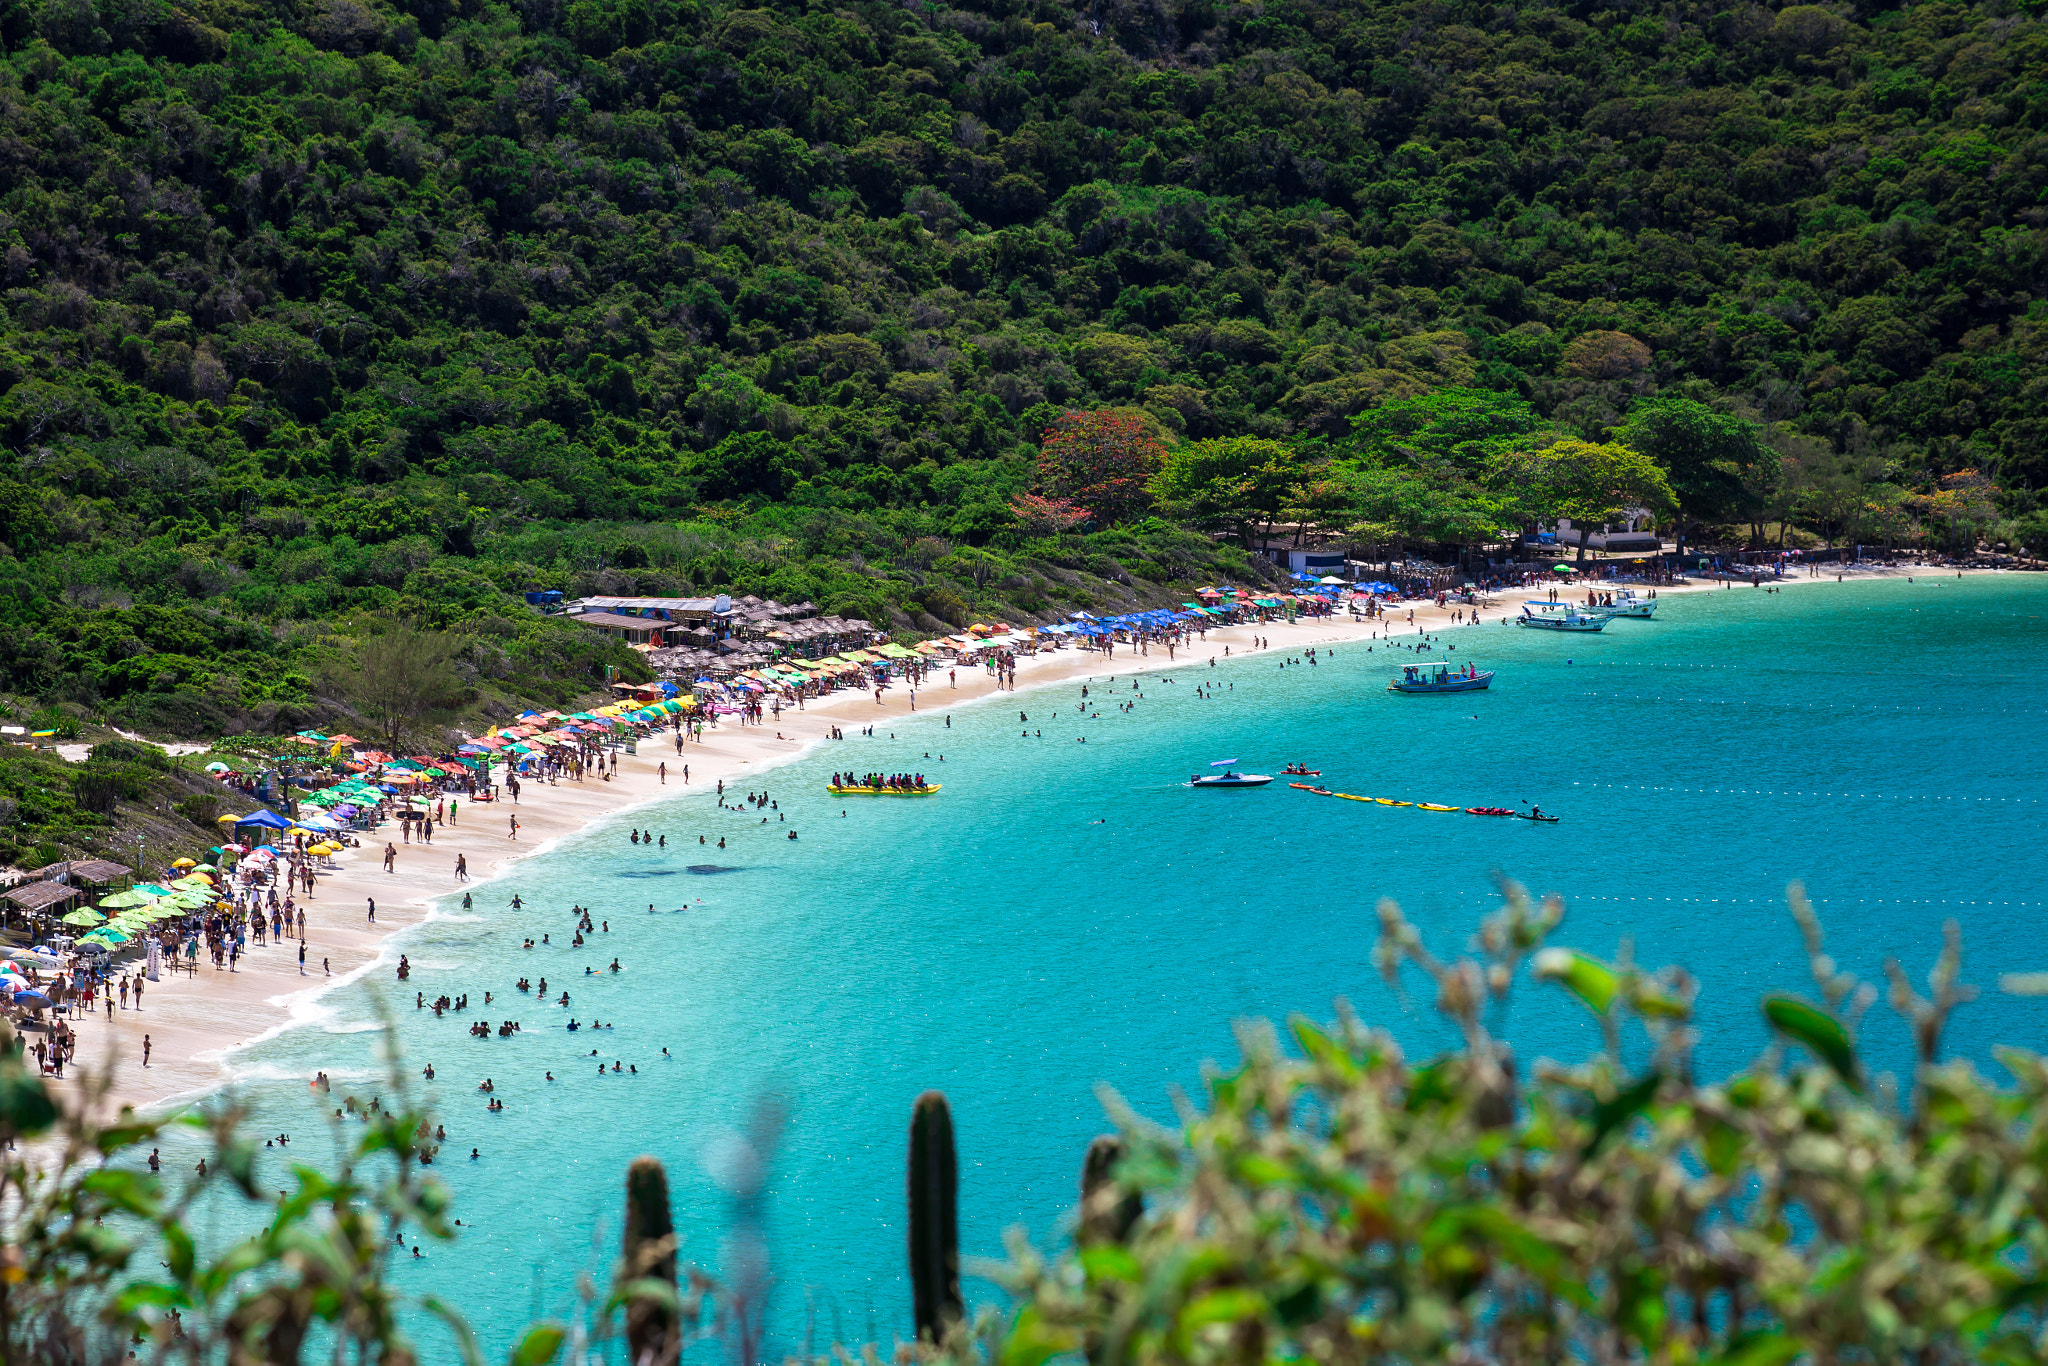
[1465,807,1517,817]
[1281,768,1322,776]
[1289,783,1334,795]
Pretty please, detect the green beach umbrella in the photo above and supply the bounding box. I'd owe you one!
[60,908,104,927]
[131,883,172,898]
[98,890,153,909]
[1553,563,1573,573]
[84,927,128,945]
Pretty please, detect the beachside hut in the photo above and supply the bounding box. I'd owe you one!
[30,858,134,891]
[2,879,81,932]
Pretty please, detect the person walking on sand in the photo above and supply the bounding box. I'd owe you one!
[299,943,307,975]
[455,853,468,882]
[367,898,376,924]
[142,1034,151,1067]
[383,843,396,873]
[509,814,520,841]
[659,762,666,785]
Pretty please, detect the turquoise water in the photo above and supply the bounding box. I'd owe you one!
[200,576,2048,1354]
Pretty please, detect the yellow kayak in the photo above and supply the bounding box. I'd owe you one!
[1374,798,1412,807]
[1418,803,1461,812]
[1334,792,1375,803]
[827,784,942,796]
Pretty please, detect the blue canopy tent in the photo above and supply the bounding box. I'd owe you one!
[233,808,292,831]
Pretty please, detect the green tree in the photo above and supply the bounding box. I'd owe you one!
[1148,437,1300,547]
[1346,466,1503,571]
[1486,439,1677,564]
[346,621,469,756]
[1347,389,1546,474]
[1616,400,1772,560]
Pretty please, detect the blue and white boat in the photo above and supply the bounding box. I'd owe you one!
[1188,758,1273,787]
[1389,662,1494,693]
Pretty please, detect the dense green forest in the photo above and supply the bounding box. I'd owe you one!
[0,0,2042,737]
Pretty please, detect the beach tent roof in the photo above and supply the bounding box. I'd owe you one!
[234,809,293,830]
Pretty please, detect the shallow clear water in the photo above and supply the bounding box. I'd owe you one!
[195,575,2048,1355]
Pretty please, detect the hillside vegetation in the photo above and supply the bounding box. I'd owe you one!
[0,0,2042,733]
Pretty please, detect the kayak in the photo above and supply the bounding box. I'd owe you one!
[1288,783,1334,795]
[1417,803,1460,812]
[1374,798,1412,807]
[1280,768,1322,776]
[827,784,942,796]
[1466,807,1517,817]
[1335,793,1375,803]
[1516,812,1561,823]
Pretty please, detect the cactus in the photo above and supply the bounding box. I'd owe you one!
[1078,1136,1142,1246]
[623,1155,680,1366]
[907,1090,962,1342]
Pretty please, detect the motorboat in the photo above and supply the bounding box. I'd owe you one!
[1189,772,1273,788]
[1389,663,1494,693]
[1516,602,1608,632]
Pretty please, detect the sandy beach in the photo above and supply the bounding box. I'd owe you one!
[54,559,1968,1118]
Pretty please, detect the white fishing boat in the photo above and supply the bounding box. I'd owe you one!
[1604,589,1657,618]
[1516,602,1608,632]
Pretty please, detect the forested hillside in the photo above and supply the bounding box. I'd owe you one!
[0,0,2043,734]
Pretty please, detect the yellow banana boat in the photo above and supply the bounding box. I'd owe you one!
[827,784,942,796]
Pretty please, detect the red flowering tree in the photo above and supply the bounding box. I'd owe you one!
[1008,491,1091,539]
[1036,409,1167,526]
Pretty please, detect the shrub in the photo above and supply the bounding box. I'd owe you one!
[87,738,168,770]
[172,793,220,830]
[984,884,2048,1366]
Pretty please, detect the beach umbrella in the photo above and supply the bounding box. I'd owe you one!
[98,890,153,909]
[60,909,104,927]
[131,883,173,898]
[171,857,197,869]
[13,989,51,1003]
[205,761,231,773]
[1553,564,1573,573]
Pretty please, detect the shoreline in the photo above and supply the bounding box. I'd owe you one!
[58,560,1980,1119]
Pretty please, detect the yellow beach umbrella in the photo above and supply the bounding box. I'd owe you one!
[170,858,197,869]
